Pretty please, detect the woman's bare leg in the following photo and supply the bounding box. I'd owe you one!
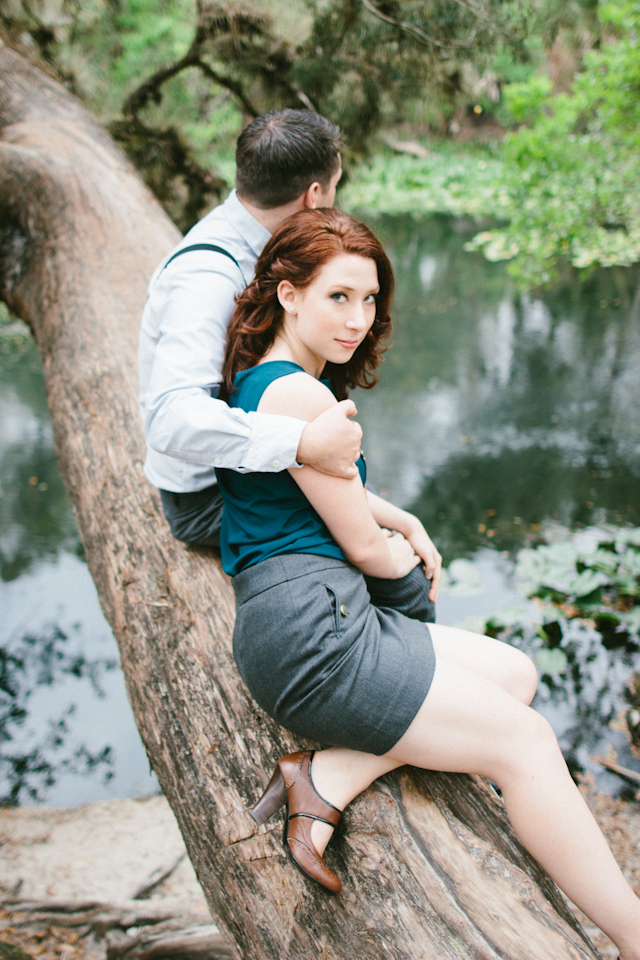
[309,630,640,958]
[310,624,537,848]
[421,623,539,704]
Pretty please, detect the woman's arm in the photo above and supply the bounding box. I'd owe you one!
[258,372,420,579]
[366,490,442,600]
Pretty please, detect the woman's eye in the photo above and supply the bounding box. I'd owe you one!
[364,294,376,303]
[332,293,347,302]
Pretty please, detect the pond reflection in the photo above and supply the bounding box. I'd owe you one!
[0,344,81,581]
[1,621,116,805]
[0,334,157,805]
[355,215,640,561]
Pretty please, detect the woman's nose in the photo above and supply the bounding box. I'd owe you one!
[346,305,369,330]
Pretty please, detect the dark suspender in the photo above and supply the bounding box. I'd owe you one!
[161,243,246,284]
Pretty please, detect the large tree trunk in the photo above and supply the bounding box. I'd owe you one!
[0,42,603,960]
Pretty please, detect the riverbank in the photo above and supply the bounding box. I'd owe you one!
[1,785,639,959]
[340,145,506,221]
[0,796,222,960]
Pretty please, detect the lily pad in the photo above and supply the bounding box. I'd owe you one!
[535,647,568,676]
[568,569,608,597]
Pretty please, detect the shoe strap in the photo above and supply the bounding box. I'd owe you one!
[288,812,339,827]
[279,751,342,827]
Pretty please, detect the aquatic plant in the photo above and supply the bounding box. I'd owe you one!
[0,625,117,806]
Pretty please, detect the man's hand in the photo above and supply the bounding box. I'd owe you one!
[296,400,363,479]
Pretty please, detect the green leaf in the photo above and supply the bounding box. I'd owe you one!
[444,558,485,597]
[568,569,608,597]
[621,608,640,634]
[535,647,568,676]
[487,606,530,629]
[455,615,488,635]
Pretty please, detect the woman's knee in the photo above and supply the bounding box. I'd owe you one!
[507,648,538,705]
[499,708,561,782]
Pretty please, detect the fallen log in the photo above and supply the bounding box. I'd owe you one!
[129,854,187,901]
[106,923,232,960]
[596,755,640,788]
[0,39,603,959]
[0,898,232,960]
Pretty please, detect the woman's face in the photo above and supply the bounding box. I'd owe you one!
[277,253,379,373]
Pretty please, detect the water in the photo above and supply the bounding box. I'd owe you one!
[356,214,640,552]
[2,214,640,804]
[355,214,640,795]
[0,340,157,806]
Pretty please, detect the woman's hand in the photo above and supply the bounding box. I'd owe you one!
[404,521,442,602]
[382,530,422,579]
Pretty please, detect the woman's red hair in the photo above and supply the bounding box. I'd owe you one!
[220,208,394,402]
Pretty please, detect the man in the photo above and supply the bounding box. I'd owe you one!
[138,108,441,601]
[138,109,360,549]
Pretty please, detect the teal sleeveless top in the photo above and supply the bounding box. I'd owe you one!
[216,361,366,576]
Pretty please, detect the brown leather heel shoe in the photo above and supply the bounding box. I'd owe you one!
[279,751,343,895]
[249,750,342,895]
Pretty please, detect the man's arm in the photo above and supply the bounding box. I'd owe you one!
[140,259,304,473]
[296,400,362,479]
[140,253,362,477]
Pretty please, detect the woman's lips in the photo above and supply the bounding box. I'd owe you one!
[336,338,359,348]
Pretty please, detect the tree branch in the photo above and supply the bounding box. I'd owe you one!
[192,58,259,118]
[361,0,485,50]
[1,898,234,960]
[123,50,259,121]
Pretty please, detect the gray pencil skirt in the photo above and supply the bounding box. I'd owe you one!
[232,553,436,756]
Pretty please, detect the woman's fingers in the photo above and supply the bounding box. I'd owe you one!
[380,526,442,592]
[428,562,441,603]
[423,545,442,601]
[386,531,421,577]
[406,528,442,601]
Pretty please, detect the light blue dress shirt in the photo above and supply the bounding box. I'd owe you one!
[138,190,307,493]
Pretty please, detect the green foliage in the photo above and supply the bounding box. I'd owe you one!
[470,0,640,286]
[503,73,553,123]
[0,302,31,356]
[1,0,593,230]
[516,529,640,631]
[1,0,245,229]
[473,529,640,672]
[341,147,508,218]
[1,0,617,247]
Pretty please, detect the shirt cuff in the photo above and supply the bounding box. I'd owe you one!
[238,412,307,472]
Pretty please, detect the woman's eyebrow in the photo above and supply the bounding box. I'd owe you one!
[328,284,380,293]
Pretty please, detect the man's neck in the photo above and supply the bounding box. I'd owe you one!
[237,194,305,235]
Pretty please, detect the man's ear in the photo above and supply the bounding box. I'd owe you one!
[302,181,321,209]
[277,279,298,314]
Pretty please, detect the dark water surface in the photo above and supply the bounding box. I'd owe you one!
[0,339,157,805]
[356,215,640,553]
[2,214,640,803]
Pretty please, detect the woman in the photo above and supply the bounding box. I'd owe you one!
[217,208,640,957]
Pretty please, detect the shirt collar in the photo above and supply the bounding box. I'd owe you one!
[222,188,271,257]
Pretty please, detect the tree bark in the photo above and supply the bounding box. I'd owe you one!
[0,42,603,960]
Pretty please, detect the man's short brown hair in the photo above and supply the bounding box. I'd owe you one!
[235,109,341,209]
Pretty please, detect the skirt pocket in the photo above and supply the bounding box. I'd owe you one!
[323,583,343,635]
